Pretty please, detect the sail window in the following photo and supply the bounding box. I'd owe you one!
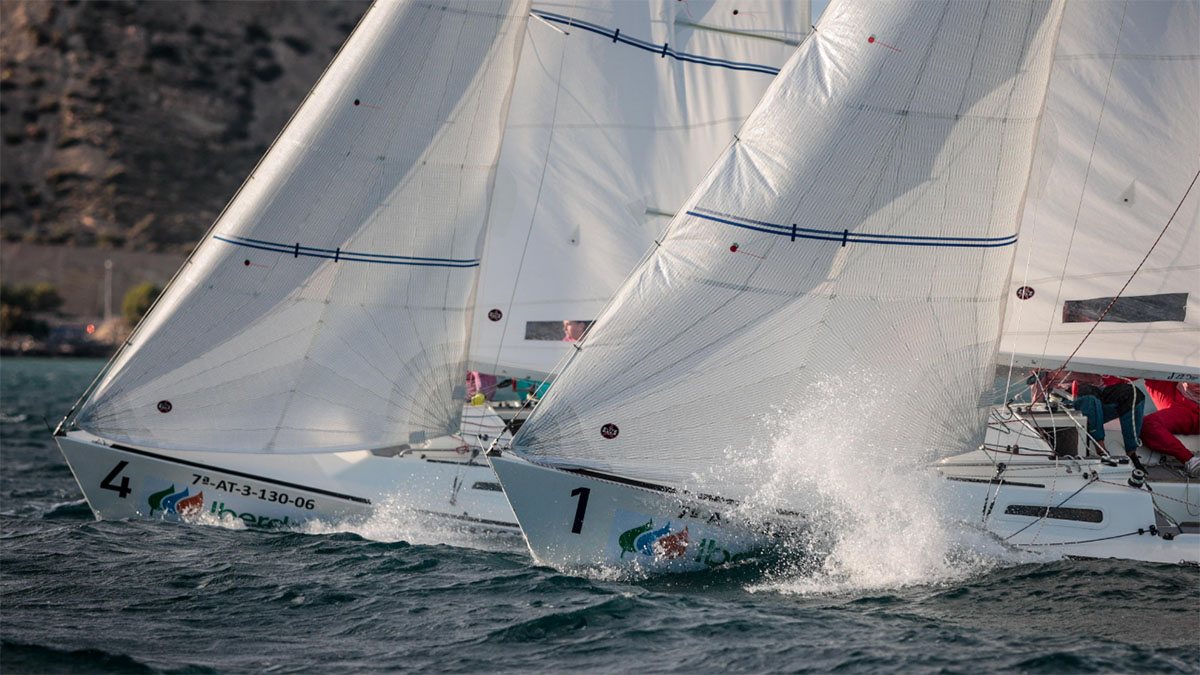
[524,320,592,341]
[470,481,503,492]
[1004,505,1103,523]
[1062,294,1187,324]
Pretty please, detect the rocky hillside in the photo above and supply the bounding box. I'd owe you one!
[0,0,369,252]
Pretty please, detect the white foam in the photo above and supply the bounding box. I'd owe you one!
[704,373,1040,594]
[298,495,525,554]
[183,510,249,531]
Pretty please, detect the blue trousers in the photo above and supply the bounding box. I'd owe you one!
[1075,394,1145,452]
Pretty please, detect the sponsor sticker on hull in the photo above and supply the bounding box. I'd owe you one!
[143,478,292,527]
[607,509,753,569]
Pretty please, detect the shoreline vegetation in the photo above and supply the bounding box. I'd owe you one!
[1,274,157,358]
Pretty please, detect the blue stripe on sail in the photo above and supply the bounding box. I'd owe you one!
[224,235,478,264]
[213,235,480,268]
[686,209,1018,248]
[531,10,781,76]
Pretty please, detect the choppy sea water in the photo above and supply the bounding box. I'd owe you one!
[2,357,1197,673]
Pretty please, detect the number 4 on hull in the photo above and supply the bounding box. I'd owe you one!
[100,460,131,498]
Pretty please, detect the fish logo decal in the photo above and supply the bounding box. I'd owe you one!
[654,526,690,559]
[148,485,203,516]
[634,522,673,556]
[618,520,654,558]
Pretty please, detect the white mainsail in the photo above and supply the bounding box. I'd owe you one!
[72,0,531,453]
[469,0,810,380]
[512,0,1066,498]
[1000,0,1200,382]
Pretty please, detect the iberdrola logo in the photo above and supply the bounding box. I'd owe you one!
[148,485,204,517]
[617,520,690,560]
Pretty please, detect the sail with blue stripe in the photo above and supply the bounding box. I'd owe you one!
[74,0,532,454]
[513,0,1067,496]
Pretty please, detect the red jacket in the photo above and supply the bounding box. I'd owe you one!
[1145,379,1200,411]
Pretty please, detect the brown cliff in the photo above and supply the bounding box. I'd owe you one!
[0,0,369,253]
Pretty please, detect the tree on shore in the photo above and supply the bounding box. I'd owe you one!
[0,283,63,338]
[122,282,160,325]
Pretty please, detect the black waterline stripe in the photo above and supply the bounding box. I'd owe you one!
[411,508,518,529]
[110,443,372,504]
[945,476,1046,489]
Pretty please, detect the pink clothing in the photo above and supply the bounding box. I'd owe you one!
[1141,379,1199,463]
[466,371,499,400]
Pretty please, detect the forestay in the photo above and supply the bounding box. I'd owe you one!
[469,0,809,381]
[514,0,1066,497]
[1000,0,1200,382]
[74,0,531,453]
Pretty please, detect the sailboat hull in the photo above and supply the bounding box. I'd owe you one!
[57,430,519,532]
[937,454,1199,565]
[934,415,1200,565]
[488,453,772,573]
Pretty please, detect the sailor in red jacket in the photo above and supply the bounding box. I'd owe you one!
[1141,379,1200,477]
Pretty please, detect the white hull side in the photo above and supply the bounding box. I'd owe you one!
[57,430,518,532]
[489,454,771,573]
[936,454,1199,565]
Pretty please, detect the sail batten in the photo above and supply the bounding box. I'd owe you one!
[512,0,1067,498]
[74,0,532,454]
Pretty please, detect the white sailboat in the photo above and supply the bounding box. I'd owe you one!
[54,0,809,531]
[490,0,1071,572]
[56,0,533,531]
[935,0,1199,564]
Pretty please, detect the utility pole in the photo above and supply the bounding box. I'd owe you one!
[104,259,113,322]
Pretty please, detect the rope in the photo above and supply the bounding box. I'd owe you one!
[1039,0,1129,378]
[1097,478,1199,509]
[1004,470,1092,542]
[1019,530,1144,547]
[1026,453,1064,544]
[487,0,579,376]
[1047,167,1200,382]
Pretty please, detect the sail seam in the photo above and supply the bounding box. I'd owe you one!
[531,10,780,75]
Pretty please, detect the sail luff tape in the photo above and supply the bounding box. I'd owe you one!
[530,11,569,36]
[673,19,802,47]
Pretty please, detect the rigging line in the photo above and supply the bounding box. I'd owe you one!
[1040,0,1129,366]
[1005,460,1092,543]
[1097,478,1199,509]
[487,0,577,378]
[1028,452,1063,544]
[1047,166,1200,381]
[1021,530,1143,547]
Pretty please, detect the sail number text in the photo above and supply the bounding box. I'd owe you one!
[192,473,316,510]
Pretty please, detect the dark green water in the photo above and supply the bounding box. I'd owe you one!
[2,357,1197,673]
